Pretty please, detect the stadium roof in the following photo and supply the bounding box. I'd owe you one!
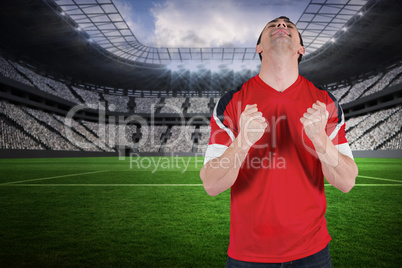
[0,0,401,96]
[51,0,368,66]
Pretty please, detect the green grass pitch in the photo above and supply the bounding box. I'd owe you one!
[0,156,400,267]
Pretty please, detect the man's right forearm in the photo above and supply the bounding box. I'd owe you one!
[200,136,250,196]
[200,104,266,196]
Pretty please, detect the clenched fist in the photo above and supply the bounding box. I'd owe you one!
[239,104,267,149]
[300,100,329,151]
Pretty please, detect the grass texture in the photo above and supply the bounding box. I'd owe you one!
[0,156,400,267]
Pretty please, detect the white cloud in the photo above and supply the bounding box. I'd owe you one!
[113,0,309,48]
[150,0,307,48]
[114,0,156,45]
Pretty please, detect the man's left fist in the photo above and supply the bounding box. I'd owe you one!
[300,100,329,143]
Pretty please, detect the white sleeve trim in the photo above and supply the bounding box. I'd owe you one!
[329,112,345,141]
[335,143,354,160]
[213,102,235,142]
[204,144,229,165]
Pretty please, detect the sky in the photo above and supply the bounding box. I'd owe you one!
[113,0,310,48]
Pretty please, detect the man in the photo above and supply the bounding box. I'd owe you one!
[200,16,358,267]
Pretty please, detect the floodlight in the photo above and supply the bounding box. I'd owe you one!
[205,61,222,73]
[167,62,184,72]
[186,62,200,72]
[230,62,246,73]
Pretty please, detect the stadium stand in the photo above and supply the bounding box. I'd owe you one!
[347,107,401,150]
[379,132,402,150]
[331,85,351,102]
[339,74,382,104]
[163,125,195,153]
[1,54,401,155]
[24,107,101,152]
[331,62,402,105]
[71,86,101,109]
[0,101,79,151]
[0,56,33,86]
[390,74,402,87]
[160,97,186,114]
[138,125,167,152]
[360,65,402,98]
[53,115,114,152]
[197,126,211,153]
[103,94,129,113]
[0,0,401,157]
[0,116,44,150]
[10,61,80,103]
[187,97,210,114]
[134,97,160,113]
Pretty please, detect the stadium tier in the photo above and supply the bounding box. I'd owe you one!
[0,0,401,158]
[331,64,402,105]
[0,94,401,154]
[0,48,401,155]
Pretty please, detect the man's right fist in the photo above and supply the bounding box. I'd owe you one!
[239,104,267,149]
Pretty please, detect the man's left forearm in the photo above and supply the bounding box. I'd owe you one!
[313,133,358,193]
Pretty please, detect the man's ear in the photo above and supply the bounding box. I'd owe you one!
[298,46,305,56]
[256,44,263,54]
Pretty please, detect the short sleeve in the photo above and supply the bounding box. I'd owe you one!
[204,90,240,163]
[325,91,354,159]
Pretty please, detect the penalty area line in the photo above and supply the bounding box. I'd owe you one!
[324,184,402,187]
[0,183,204,187]
[0,170,111,185]
[0,184,401,187]
[357,175,402,183]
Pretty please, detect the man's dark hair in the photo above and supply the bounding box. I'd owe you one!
[256,16,304,64]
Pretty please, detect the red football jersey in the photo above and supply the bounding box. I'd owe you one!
[206,75,351,262]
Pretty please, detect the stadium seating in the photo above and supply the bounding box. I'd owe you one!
[379,132,401,150]
[160,97,186,114]
[197,126,211,153]
[138,125,167,152]
[0,56,33,86]
[103,94,129,113]
[134,97,160,113]
[360,65,402,98]
[0,116,44,150]
[10,61,80,103]
[339,74,381,104]
[0,96,401,152]
[0,101,79,151]
[187,98,210,113]
[163,125,195,152]
[71,86,102,109]
[0,51,401,153]
[331,63,402,105]
[347,107,401,150]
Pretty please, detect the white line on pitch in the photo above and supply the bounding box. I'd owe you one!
[0,184,401,187]
[350,184,402,187]
[0,183,204,187]
[357,175,402,183]
[0,170,111,185]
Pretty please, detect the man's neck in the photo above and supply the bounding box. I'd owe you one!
[258,55,299,92]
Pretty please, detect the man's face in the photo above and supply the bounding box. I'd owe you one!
[256,18,305,61]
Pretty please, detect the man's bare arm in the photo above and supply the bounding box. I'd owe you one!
[300,101,358,193]
[200,139,250,197]
[200,104,267,196]
[311,133,358,192]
